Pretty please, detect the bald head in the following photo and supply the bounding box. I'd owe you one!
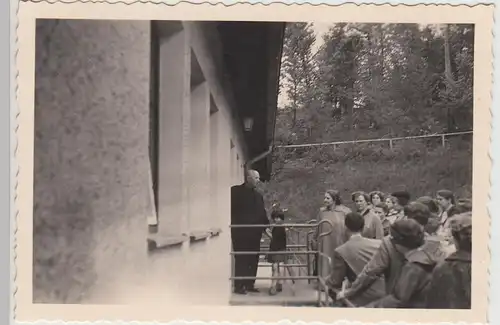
[246,169,260,188]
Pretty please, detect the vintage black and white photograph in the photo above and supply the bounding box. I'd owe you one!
[14,1,493,323]
[32,18,474,307]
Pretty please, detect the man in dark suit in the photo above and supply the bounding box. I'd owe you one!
[231,169,270,294]
[328,212,386,306]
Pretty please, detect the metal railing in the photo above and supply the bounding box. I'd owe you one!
[315,219,356,308]
[285,221,312,283]
[229,220,354,307]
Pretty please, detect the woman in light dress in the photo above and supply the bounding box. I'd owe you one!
[310,190,351,290]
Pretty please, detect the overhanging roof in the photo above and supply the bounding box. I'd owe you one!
[216,21,285,181]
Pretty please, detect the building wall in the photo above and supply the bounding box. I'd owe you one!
[33,19,248,304]
[141,21,246,305]
[33,19,153,303]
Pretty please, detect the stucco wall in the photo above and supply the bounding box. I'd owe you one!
[33,19,152,303]
[33,19,247,305]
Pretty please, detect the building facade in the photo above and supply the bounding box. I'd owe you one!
[33,19,284,304]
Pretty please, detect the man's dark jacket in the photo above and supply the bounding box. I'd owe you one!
[425,250,471,309]
[231,183,269,247]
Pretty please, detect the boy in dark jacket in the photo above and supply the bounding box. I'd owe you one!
[426,212,472,309]
[365,219,439,308]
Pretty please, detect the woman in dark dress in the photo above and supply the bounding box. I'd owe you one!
[268,210,287,295]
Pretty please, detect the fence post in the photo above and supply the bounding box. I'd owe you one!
[389,139,393,150]
[441,134,446,148]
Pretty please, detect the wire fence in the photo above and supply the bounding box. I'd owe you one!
[275,130,473,150]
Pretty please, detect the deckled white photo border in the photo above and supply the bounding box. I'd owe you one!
[10,1,495,324]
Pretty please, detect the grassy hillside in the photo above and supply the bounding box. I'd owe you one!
[261,137,472,221]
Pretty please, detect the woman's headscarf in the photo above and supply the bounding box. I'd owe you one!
[391,190,411,207]
[416,196,440,214]
[404,201,431,227]
[390,218,425,249]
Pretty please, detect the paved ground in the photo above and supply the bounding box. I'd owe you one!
[86,234,233,305]
[229,262,325,306]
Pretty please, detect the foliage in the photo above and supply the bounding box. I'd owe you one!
[266,23,474,220]
[280,22,318,126]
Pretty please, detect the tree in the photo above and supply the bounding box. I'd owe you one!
[280,22,318,126]
[438,24,474,132]
[277,23,474,144]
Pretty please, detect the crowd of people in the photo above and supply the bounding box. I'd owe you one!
[230,169,472,309]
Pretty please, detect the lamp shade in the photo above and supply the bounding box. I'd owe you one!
[243,117,254,131]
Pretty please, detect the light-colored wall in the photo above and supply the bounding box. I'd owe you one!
[33,19,249,304]
[155,29,189,238]
[123,22,243,305]
[33,19,153,303]
[189,82,211,233]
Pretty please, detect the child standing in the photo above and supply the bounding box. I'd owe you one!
[373,202,391,236]
[267,210,287,295]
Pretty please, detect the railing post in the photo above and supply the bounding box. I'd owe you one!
[441,134,446,147]
[231,244,235,291]
[389,139,393,150]
[295,229,302,275]
[306,232,311,284]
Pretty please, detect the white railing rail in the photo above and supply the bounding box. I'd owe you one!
[275,130,473,149]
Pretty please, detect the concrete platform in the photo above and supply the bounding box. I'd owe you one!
[229,262,326,307]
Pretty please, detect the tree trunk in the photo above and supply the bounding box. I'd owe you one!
[443,24,457,131]
[443,25,455,86]
[292,84,298,126]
